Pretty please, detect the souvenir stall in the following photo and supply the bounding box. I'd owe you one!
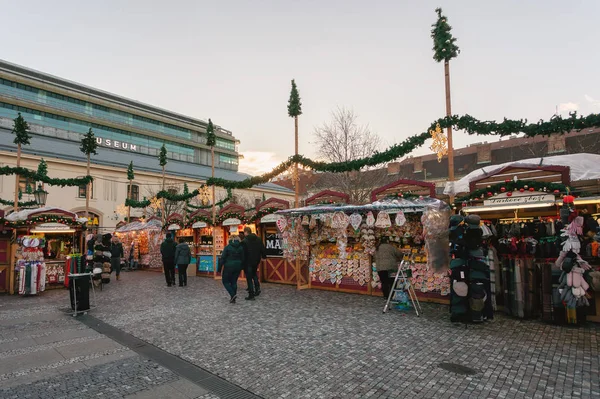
[187,209,216,275]
[369,180,451,303]
[0,209,12,294]
[253,198,293,285]
[276,190,450,298]
[114,218,163,269]
[164,213,195,277]
[215,204,247,277]
[5,207,86,295]
[451,155,600,323]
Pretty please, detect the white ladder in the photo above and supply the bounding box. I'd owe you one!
[382,257,423,316]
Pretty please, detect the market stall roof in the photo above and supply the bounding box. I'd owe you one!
[371,179,436,202]
[277,197,448,216]
[115,218,162,232]
[444,153,600,196]
[5,207,86,224]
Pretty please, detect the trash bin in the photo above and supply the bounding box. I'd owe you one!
[68,273,91,312]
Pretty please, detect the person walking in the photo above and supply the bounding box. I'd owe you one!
[160,232,177,287]
[241,227,266,300]
[110,235,124,281]
[374,236,403,299]
[218,235,245,303]
[174,238,192,287]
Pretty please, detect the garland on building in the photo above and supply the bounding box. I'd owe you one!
[456,181,569,203]
[0,165,93,187]
[2,215,81,228]
[157,187,202,202]
[206,112,600,189]
[125,198,152,208]
[0,198,38,207]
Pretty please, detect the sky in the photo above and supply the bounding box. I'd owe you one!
[1,0,599,175]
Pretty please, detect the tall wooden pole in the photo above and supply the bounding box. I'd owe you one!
[10,144,21,294]
[84,154,90,254]
[211,147,217,279]
[294,115,302,289]
[444,61,455,204]
[13,144,21,212]
[127,179,132,222]
[161,165,166,225]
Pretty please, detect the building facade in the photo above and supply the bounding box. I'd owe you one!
[0,60,293,229]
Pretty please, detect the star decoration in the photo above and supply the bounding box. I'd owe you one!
[429,123,448,162]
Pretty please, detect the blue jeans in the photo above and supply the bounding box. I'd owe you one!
[222,269,240,298]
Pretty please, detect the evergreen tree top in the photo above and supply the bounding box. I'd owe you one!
[206,119,216,147]
[431,8,460,63]
[287,79,302,118]
[127,161,135,181]
[80,128,98,156]
[12,112,31,146]
[37,158,48,178]
[183,183,189,195]
[159,144,168,167]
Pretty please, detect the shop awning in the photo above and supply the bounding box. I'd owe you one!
[277,197,448,216]
[115,219,162,232]
[462,201,556,213]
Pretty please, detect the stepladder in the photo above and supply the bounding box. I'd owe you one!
[383,257,423,316]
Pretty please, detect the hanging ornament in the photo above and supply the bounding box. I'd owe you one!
[461,202,467,208]
[487,192,492,197]
[505,179,511,183]
[554,189,560,194]
[349,213,362,232]
[332,212,349,229]
[429,122,448,163]
[395,211,406,226]
[366,211,375,227]
[524,185,529,189]
[374,212,392,228]
[500,187,506,193]
[519,188,525,193]
[301,215,309,226]
[529,188,535,192]
[276,218,288,232]
[507,192,513,197]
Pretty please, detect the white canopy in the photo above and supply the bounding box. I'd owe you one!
[115,218,162,233]
[444,153,600,196]
[5,206,86,224]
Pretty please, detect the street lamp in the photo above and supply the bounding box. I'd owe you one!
[33,184,48,207]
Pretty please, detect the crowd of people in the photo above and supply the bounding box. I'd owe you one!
[159,227,266,303]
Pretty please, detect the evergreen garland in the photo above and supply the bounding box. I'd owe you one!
[186,188,233,209]
[125,198,151,208]
[157,187,202,202]
[456,181,569,203]
[80,128,98,156]
[185,213,212,228]
[251,207,284,222]
[216,211,246,225]
[159,144,168,167]
[2,214,82,228]
[206,119,216,147]
[37,159,48,178]
[12,112,31,146]
[0,198,38,207]
[0,166,92,187]
[431,8,460,63]
[288,80,302,117]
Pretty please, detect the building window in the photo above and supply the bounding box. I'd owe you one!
[129,184,139,201]
[78,182,93,199]
[18,176,36,194]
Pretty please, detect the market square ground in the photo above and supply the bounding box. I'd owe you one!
[1,271,599,399]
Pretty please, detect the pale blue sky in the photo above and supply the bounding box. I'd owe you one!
[1,0,599,174]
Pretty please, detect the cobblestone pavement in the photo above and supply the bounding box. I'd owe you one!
[0,289,210,399]
[80,271,599,399]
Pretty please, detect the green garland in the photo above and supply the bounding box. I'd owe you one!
[187,188,233,209]
[125,198,151,208]
[185,214,212,228]
[0,198,38,207]
[216,211,246,225]
[157,187,202,202]
[385,192,422,200]
[164,217,184,229]
[206,112,600,189]
[0,166,93,187]
[456,181,569,203]
[2,214,82,228]
[251,207,284,222]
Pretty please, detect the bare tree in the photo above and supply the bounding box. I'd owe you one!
[143,182,186,219]
[313,107,387,204]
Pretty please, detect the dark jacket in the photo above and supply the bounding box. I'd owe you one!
[374,243,403,272]
[218,240,245,273]
[174,243,192,265]
[160,237,177,262]
[242,233,267,267]
[110,242,124,259]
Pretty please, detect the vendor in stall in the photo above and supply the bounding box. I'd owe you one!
[374,236,404,299]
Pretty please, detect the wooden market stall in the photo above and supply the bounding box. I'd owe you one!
[4,207,86,295]
[0,209,12,294]
[187,209,218,276]
[254,198,294,285]
[452,155,600,323]
[114,218,163,270]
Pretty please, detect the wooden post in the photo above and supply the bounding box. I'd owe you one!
[161,165,166,225]
[10,144,22,294]
[84,154,91,256]
[294,115,303,289]
[444,61,455,204]
[211,147,217,279]
[127,179,132,222]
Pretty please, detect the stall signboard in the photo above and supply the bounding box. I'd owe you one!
[35,223,71,231]
[167,224,181,231]
[260,214,283,224]
[192,221,207,229]
[484,192,555,206]
[265,232,284,257]
[222,218,242,226]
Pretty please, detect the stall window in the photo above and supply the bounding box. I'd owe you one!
[78,181,93,198]
[129,184,139,201]
[18,176,36,193]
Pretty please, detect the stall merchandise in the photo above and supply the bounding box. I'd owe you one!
[15,235,46,295]
[277,198,450,296]
[114,219,163,269]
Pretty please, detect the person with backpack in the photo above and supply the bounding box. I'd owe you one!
[241,226,267,300]
[218,235,245,303]
[160,232,177,287]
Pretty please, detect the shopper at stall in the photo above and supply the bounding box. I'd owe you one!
[110,236,124,281]
[160,232,177,287]
[374,236,404,299]
[174,238,192,287]
[242,226,267,300]
[218,235,245,303]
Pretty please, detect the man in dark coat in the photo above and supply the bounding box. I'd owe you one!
[174,238,192,287]
[218,235,245,303]
[160,232,177,287]
[241,227,267,300]
[110,236,124,281]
